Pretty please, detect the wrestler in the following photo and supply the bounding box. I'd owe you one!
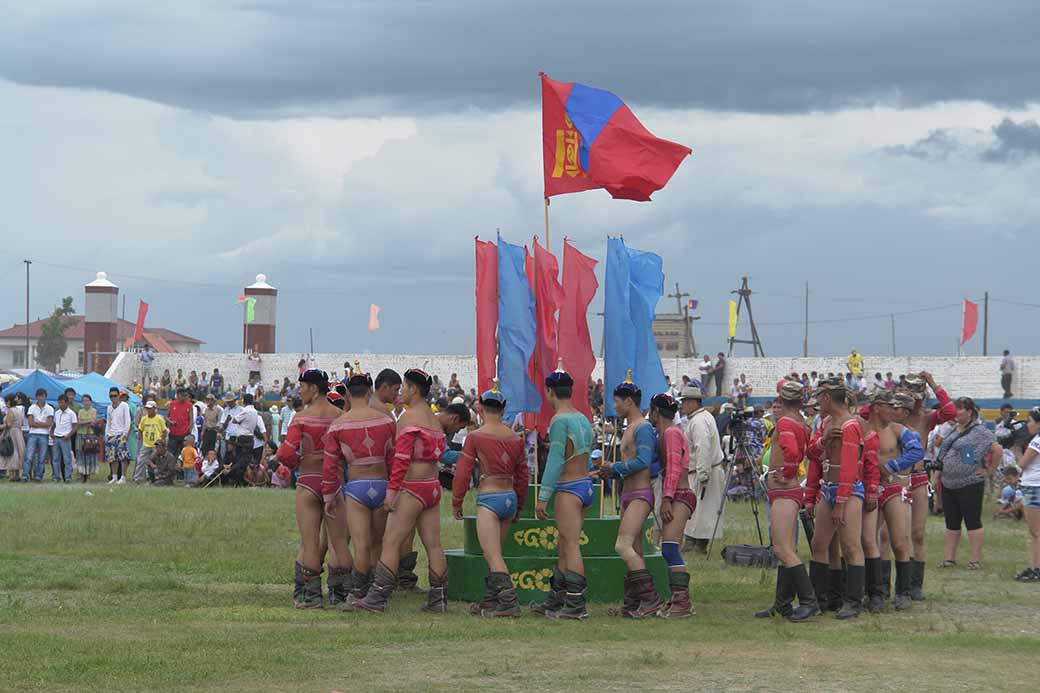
[900,371,954,600]
[597,376,662,619]
[530,368,595,620]
[755,381,819,621]
[805,377,866,619]
[857,392,882,612]
[451,386,528,617]
[355,369,449,614]
[274,369,353,608]
[650,393,697,619]
[321,371,397,610]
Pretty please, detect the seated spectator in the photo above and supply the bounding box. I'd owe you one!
[199,449,221,487]
[148,440,180,486]
[995,467,1024,521]
[245,459,271,487]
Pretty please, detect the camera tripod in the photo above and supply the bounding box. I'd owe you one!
[706,433,767,558]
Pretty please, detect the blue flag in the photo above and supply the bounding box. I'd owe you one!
[496,234,541,420]
[603,237,669,417]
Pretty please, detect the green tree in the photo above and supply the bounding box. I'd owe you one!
[35,297,77,372]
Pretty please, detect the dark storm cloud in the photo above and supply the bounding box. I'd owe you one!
[980,118,1040,163]
[2,1,1039,117]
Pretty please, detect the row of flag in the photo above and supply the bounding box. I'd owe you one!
[475,236,672,429]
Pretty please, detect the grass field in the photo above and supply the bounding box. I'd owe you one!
[0,482,1037,693]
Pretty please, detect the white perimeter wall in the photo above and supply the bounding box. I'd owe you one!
[107,352,1035,400]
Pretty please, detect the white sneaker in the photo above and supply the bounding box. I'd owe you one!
[107,477,117,484]
[116,477,127,485]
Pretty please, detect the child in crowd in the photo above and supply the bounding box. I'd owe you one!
[180,434,200,487]
[199,449,220,487]
[245,441,274,488]
[995,467,1024,521]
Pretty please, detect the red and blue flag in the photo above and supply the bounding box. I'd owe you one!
[541,73,692,202]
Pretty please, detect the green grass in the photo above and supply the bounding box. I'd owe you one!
[0,481,1037,692]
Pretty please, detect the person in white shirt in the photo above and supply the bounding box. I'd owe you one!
[681,387,726,553]
[51,395,78,482]
[1013,409,1040,581]
[105,386,132,484]
[24,388,54,482]
[698,355,713,394]
[228,393,261,483]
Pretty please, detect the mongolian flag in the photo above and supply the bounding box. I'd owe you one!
[541,72,692,202]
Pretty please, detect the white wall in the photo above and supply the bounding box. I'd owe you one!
[106,351,1036,400]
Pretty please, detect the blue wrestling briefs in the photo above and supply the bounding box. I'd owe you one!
[343,478,388,509]
[820,480,865,507]
[555,478,595,508]
[477,491,518,520]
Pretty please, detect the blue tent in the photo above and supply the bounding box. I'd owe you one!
[0,369,142,414]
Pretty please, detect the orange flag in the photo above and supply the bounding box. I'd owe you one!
[368,304,381,331]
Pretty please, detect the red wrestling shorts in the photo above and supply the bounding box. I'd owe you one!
[400,478,441,510]
[909,472,929,491]
[671,488,697,514]
[767,486,805,507]
[297,473,322,500]
[878,483,908,508]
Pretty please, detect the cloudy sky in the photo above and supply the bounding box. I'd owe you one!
[2,1,1039,359]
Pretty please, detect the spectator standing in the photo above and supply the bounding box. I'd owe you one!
[269,405,282,445]
[936,397,1001,570]
[1,395,25,481]
[73,394,99,482]
[188,370,199,396]
[1014,408,1040,581]
[210,368,224,396]
[200,394,223,455]
[713,352,727,398]
[51,395,78,483]
[166,388,193,459]
[847,349,864,376]
[180,434,200,486]
[1000,349,1015,399]
[681,387,726,553]
[24,389,54,482]
[105,388,132,484]
[698,355,713,394]
[738,374,752,408]
[134,401,167,483]
[279,398,296,442]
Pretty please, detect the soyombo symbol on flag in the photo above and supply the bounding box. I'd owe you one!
[541,73,692,201]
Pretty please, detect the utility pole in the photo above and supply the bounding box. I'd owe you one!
[23,260,31,368]
[890,314,897,357]
[728,276,765,357]
[983,291,989,356]
[803,281,809,357]
[596,311,605,357]
[666,282,696,357]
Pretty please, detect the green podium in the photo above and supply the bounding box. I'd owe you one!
[446,483,669,603]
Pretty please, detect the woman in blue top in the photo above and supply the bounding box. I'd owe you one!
[531,368,595,620]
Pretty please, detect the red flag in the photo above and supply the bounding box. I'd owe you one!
[559,240,599,421]
[475,238,499,394]
[367,304,380,331]
[133,300,148,344]
[526,239,564,435]
[960,299,978,345]
[541,73,691,201]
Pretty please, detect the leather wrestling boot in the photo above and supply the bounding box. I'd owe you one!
[530,566,565,615]
[397,551,422,593]
[292,561,305,607]
[470,573,499,616]
[353,563,396,613]
[836,565,864,620]
[787,564,821,622]
[893,561,913,611]
[607,572,637,617]
[826,567,845,612]
[659,571,694,619]
[864,557,885,613]
[337,569,371,611]
[326,566,354,607]
[295,565,324,609]
[880,559,892,601]
[483,572,521,618]
[755,566,793,618]
[809,562,830,613]
[627,569,663,619]
[420,570,448,613]
[547,571,588,620]
[909,560,926,601]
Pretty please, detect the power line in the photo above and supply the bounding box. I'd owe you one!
[990,297,1040,310]
[699,300,969,327]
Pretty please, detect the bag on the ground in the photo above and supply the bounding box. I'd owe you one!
[0,433,13,458]
[721,544,777,568]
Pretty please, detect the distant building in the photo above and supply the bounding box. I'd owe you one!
[0,316,203,373]
[653,312,696,359]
